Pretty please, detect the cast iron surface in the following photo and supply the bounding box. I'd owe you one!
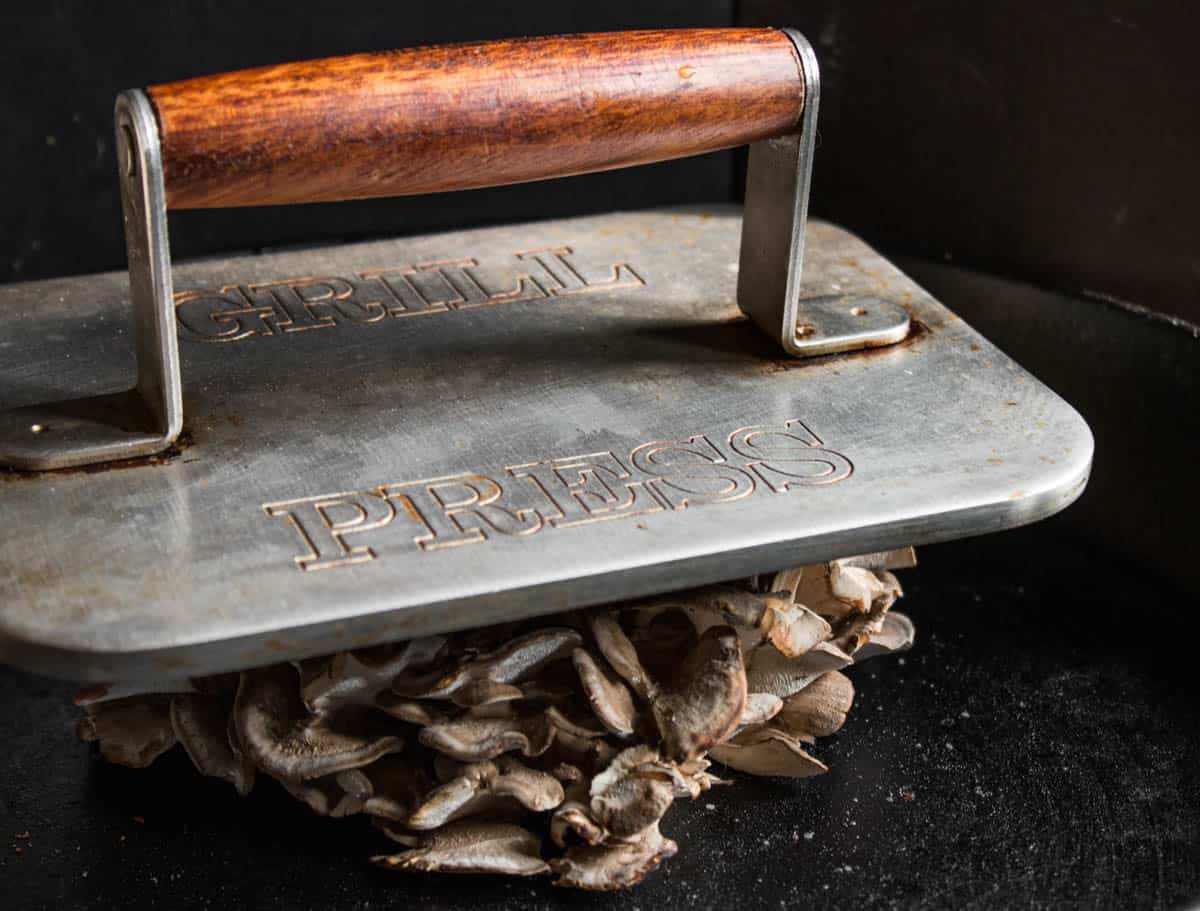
[1,519,1197,910]
[0,209,1090,681]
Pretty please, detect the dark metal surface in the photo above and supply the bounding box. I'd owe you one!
[2,518,1197,910]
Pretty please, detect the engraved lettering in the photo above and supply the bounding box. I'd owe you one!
[263,419,854,571]
[383,473,542,551]
[630,435,756,509]
[263,491,396,571]
[174,285,277,342]
[515,246,644,296]
[728,420,854,490]
[177,245,645,343]
[507,452,662,528]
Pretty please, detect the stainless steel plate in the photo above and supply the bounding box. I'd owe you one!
[0,208,1092,681]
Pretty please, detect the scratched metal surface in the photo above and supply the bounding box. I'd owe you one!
[0,208,1092,680]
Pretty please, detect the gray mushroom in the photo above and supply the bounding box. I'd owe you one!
[744,639,853,699]
[774,671,855,743]
[854,611,916,661]
[281,774,365,817]
[299,636,447,718]
[336,755,432,822]
[737,692,784,729]
[374,695,452,726]
[372,820,550,877]
[588,746,676,838]
[234,664,403,781]
[651,626,747,762]
[710,726,828,778]
[572,648,638,737]
[170,693,255,795]
[407,756,564,830]
[550,822,678,891]
[760,602,832,658]
[394,628,581,705]
[586,612,657,699]
[76,695,176,768]
[418,711,554,762]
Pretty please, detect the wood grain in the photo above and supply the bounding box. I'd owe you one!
[146,29,804,209]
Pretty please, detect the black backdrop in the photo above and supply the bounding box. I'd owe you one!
[1,1,734,286]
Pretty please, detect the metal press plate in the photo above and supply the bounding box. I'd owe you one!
[0,208,1092,681]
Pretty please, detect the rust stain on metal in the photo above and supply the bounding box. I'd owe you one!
[0,429,195,482]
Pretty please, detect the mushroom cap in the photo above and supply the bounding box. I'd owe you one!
[744,640,852,699]
[651,626,747,762]
[550,822,678,891]
[710,726,828,778]
[408,757,564,829]
[170,693,254,795]
[401,628,581,703]
[372,821,550,877]
[234,665,403,781]
[761,603,832,658]
[571,648,638,737]
[775,671,855,743]
[586,612,657,699]
[854,611,916,661]
[76,695,176,768]
[589,746,676,838]
[418,712,554,762]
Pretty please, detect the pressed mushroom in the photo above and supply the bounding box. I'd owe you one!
[76,549,917,893]
[234,664,403,781]
[744,640,852,699]
[710,726,828,778]
[374,694,452,726]
[77,695,176,768]
[651,626,747,762]
[737,692,784,729]
[854,611,916,661]
[282,774,365,817]
[395,628,581,705]
[550,822,678,891]
[170,693,255,795]
[343,755,431,822]
[774,671,855,743]
[572,648,637,737]
[585,611,657,699]
[419,711,554,762]
[761,603,832,657]
[300,636,447,719]
[408,756,564,829]
[373,820,550,877]
[589,746,676,838]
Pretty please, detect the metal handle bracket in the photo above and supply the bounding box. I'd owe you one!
[0,30,907,471]
[0,91,180,470]
[736,30,910,356]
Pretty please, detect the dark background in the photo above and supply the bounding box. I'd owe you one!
[4,0,1199,325]
[2,3,1199,909]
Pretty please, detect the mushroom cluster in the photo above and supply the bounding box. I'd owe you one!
[76,549,916,891]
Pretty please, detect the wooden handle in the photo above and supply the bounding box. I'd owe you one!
[146,29,804,209]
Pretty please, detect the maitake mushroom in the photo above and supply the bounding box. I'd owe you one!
[75,549,916,891]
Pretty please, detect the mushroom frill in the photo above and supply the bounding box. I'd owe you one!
[76,549,917,891]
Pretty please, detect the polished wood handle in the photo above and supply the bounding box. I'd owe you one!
[145,29,804,210]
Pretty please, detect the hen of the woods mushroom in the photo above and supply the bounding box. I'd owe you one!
[76,550,917,891]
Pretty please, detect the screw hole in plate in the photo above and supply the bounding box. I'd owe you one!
[850,307,868,317]
[30,424,48,434]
